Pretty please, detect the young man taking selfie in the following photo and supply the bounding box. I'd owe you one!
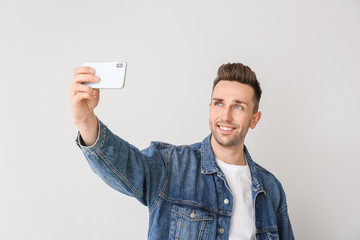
[69,63,294,240]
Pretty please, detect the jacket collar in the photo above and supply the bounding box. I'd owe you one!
[200,134,265,192]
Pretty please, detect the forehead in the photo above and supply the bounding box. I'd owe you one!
[212,81,255,103]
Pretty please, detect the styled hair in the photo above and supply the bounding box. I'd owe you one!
[213,63,262,112]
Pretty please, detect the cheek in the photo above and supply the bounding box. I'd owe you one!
[209,113,215,123]
[234,112,252,126]
[209,108,218,120]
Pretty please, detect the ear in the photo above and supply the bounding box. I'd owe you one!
[250,111,261,129]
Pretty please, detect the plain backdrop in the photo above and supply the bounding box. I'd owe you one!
[1,0,359,239]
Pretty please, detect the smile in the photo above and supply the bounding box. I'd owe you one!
[217,125,236,131]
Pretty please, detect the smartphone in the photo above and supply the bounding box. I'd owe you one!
[82,61,127,89]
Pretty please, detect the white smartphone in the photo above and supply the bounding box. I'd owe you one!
[82,61,127,89]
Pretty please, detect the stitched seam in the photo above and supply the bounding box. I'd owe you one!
[198,221,206,240]
[175,217,182,240]
[95,149,144,198]
[149,148,170,213]
[276,204,288,218]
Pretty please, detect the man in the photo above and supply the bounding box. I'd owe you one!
[70,63,294,240]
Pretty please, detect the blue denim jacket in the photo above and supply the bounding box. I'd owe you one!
[76,120,294,240]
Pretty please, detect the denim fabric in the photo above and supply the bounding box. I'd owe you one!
[76,120,294,240]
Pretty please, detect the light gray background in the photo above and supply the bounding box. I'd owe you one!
[1,0,359,239]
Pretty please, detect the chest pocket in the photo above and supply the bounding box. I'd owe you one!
[169,205,214,240]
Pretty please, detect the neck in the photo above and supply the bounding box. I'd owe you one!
[211,135,246,166]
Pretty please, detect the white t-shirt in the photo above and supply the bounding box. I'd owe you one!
[216,158,256,240]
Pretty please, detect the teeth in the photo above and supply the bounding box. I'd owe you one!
[219,126,233,131]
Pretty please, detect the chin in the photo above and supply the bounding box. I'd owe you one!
[213,133,240,148]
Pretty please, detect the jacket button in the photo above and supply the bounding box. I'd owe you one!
[190,209,196,218]
[224,199,230,204]
[219,228,225,234]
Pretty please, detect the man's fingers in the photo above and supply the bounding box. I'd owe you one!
[74,73,100,84]
[70,83,96,97]
[74,66,95,75]
[71,91,97,103]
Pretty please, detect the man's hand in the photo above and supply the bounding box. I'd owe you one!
[69,67,100,146]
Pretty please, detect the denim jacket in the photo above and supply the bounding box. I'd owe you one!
[76,120,294,240]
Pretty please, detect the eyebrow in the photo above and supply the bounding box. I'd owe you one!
[212,98,248,105]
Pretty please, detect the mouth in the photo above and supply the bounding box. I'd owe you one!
[217,124,236,134]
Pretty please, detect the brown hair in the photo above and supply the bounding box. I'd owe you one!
[213,63,262,112]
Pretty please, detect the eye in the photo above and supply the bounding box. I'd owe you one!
[235,105,244,110]
[214,102,223,106]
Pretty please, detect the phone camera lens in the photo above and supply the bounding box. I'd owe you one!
[116,63,123,68]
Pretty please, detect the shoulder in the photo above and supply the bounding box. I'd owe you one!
[253,161,277,179]
[148,141,202,153]
[253,161,290,219]
[146,142,203,177]
[139,140,202,161]
[253,161,279,180]
[252,161,286,196]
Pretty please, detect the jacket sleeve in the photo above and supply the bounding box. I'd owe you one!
[276,183,295,240]
[75,119,167,208]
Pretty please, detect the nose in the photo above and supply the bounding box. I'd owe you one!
[222,106,233,122]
